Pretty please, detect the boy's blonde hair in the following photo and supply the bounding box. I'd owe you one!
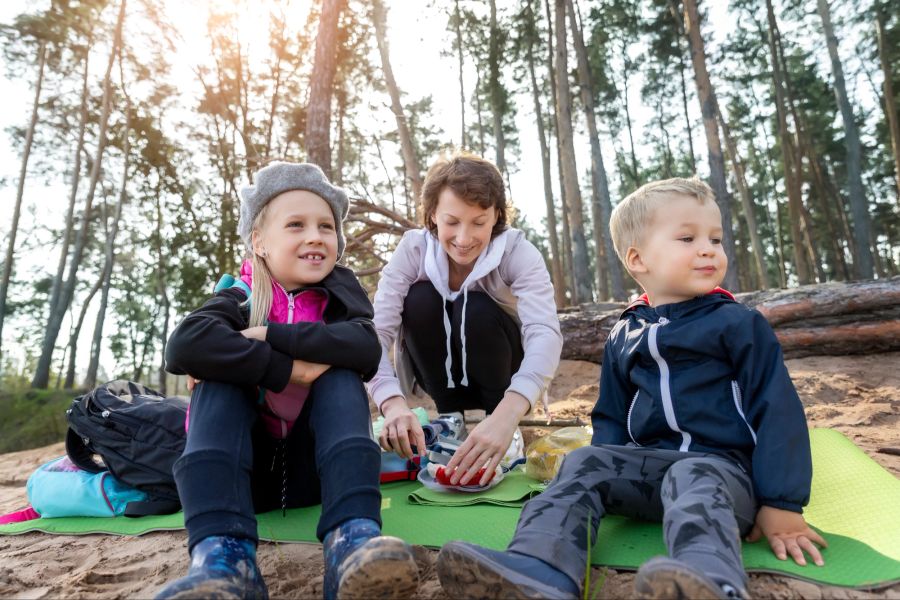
[609,176,716,266]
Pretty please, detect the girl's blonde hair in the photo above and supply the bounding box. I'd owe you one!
[247,204,274,328]
[609,176,715,266]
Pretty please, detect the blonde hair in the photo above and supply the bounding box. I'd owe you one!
[247,204,274,327]
[609,176,715,266]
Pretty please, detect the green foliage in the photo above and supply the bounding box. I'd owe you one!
[0,386,81,454]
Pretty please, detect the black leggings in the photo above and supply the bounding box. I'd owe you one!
[402,281,524,414]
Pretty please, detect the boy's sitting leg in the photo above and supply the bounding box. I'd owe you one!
[437,444,684,599]
[635,455,755,599]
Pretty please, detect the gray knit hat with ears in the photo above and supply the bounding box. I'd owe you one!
[238,161,350,257]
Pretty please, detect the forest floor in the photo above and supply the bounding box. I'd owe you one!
[0,353,898,599]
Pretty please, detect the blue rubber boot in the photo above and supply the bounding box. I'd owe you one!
[154,536,268,600]
[323,518,419,599]
[437,540,580,599]
[634,557,747,599]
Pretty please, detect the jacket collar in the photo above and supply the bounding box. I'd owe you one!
[623,287,736,319]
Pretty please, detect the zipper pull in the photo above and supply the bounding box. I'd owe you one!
[658,316,669,325]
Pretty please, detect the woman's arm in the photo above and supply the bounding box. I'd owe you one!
[503,237,564,410]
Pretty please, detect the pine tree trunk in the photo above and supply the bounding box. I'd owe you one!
[817,0,874,279]
[765,0,812,285]
[0,41,46,363]
[86,97,130,389]
[454,0,467,148]
[682,0,739,291]
[526,0,565,307]
[305,0,345,178]
[676,32,697,172]
[373,0,423,215]
[47,46,91,353]
[156,189,170,396]
[718,111,770,288]
[553,0,592,303]
[875,10,900,202]
[474,69,487,155]
[33,0,126,389]
[545,0,574,301]
[620,44,640,188]
[488,0,508,184]
[566,0,625,301]
[64,277,103,389]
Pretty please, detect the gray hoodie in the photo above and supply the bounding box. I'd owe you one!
[367,227,563,412]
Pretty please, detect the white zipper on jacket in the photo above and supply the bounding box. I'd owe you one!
[731,380,757,444]
[626,390,642,445]
[287,292,295,323]
[648,317,692,452]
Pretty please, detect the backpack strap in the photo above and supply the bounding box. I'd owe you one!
[64,428,105,473]
[123,499,182,517]
[214,273,251,300]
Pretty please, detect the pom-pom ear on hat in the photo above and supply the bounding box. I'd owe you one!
[237,162,350,257]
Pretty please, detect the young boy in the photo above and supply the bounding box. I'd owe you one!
[435,177,826,599]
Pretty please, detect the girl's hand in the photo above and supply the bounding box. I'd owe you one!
[240,326,268,341]
[445,391,529,486]
[379,396,426,459]
[290,360,331,386]
[747,505,827,566]
[186,375,201,391]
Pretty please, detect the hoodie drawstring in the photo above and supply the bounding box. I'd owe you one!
[442,294,455,389]
[440,286,471,389]
[460,287,469,386]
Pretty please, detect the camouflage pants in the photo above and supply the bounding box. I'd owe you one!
[508,444,756,590]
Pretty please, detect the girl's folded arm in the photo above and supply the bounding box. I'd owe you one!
[166,289,293,391]
[265,318,381,379]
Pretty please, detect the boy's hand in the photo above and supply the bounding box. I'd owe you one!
[748,505,827,566]
[290,359,330,386]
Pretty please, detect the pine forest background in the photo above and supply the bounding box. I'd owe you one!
[0,0,898,398]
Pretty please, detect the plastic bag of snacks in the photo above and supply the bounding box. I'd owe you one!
[524,426,592,482]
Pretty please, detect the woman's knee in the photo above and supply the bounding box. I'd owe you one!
[402,281,443,330]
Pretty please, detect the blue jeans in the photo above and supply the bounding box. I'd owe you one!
[173,368,381,551]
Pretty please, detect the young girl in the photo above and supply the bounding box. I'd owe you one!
[156,162,419,600]
[369,152,563,487]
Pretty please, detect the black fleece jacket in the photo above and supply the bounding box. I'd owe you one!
[165,265,381,392]
[591,290,812,513]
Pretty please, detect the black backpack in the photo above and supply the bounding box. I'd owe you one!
[65,380,187,516]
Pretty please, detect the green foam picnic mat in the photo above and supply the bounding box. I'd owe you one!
[407,469,546,507]
[2,429,898,589]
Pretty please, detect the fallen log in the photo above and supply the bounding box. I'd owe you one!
[560,277,900,363]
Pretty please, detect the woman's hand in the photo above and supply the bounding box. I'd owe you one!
[379,396,427,459]
[240,326,268,341]
[290,360,331,386]
[445,391,530,486]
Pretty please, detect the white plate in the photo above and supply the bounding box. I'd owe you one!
[417,466,505,493]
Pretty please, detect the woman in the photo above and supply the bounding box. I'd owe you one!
[367,152,562,487]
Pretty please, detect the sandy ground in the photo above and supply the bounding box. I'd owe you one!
[1,353,898,599]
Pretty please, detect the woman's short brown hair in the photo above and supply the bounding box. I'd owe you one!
[421,152,508,238]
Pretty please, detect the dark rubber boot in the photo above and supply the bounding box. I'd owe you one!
[634,556,742,599]
[323,518,419,599]
[154,536,268,600]
[436,540,580,599]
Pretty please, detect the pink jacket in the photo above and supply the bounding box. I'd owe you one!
[239,260,328,438]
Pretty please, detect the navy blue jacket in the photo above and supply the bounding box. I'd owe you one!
[591,289,812,513]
